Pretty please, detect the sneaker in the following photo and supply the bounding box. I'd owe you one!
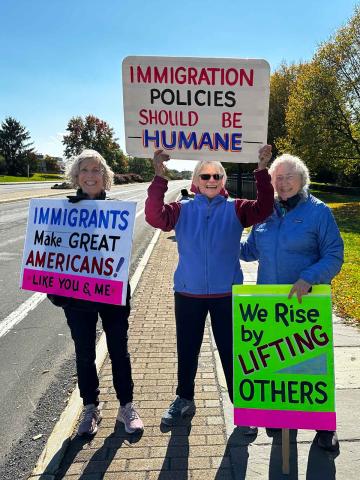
[117,402,144,434]
[161,396,196,426]
[316,430,340,453]
[77,404,102,436]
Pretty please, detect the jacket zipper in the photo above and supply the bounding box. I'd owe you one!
[205,203,210,294]
[275,212,282,284]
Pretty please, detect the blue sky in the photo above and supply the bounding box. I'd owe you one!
[0,0,357,171]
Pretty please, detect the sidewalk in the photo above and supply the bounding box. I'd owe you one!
[31,230,360,480]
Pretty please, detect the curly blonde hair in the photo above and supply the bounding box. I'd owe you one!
[66,149,114,191]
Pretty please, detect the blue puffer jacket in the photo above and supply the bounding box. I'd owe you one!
[240,194,344,285]
[174,195,244,294]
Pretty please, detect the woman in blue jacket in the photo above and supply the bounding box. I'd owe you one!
[145,146,274,427]
[240,153,344,452]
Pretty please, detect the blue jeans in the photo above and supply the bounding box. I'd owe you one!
[64,288,133,407]
[174,293,233,402]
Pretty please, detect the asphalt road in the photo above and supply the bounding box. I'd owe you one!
[0,180,188,479]
[0,182,59,193]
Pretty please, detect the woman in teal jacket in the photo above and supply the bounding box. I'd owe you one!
[240,153,344,452]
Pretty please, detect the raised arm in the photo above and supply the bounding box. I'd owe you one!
[145,150,181,231]
[235,145,274,227]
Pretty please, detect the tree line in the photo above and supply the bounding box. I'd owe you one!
[1,6,359,185]
[268,6,360,186]
[0,115,191,181]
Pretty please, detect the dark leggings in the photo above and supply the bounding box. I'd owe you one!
[64,295,133,407]
[175,293,233,402]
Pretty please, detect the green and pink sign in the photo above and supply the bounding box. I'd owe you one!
[233,285,336,430]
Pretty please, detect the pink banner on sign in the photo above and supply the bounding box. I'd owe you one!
[234,407,336,430]
[22,268,124,305]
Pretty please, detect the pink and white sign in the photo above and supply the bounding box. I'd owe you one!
[20,198,136,305]
[122,56,270,163]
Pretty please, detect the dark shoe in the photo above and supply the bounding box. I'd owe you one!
[316,430,340,453]
[161,396,196,426]
[77,404,102,436]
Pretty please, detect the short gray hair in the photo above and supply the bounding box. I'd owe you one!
[192,160,227,186]
[269,154,310,193]
[66,149,114,190]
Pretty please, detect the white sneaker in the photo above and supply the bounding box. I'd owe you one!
[117,402,144,434]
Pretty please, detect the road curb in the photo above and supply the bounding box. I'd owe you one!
[210,323,235,438]
[29,229,161,478]
[0,181,63,185]
[0,190,75,204]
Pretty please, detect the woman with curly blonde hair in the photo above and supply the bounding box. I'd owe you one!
[51,149,143,436]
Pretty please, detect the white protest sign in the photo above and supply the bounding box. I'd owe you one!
[122,56,270,162]
[20,199,136,305]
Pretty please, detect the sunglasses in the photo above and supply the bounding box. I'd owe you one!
[198,174,224,181]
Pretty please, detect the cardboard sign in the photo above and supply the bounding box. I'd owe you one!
[233,285,336,430]
[122,56,270,162]
[20,199,136,305]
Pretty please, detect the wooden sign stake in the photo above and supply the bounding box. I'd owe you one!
[282,428,290,475]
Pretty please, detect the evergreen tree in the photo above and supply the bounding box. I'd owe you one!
[0,117,35,175]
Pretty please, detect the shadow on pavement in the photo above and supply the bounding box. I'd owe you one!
[157,416,193,479]
[55,421,143,479]
[217,428,338,479]
[306,439,337,480]
[167,235,177,242]
[215,426,257,479]
[268,429,337,479]
[268,429,299,479]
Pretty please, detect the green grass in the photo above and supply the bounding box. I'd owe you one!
[0,173,65,182]
[311,189,360,324]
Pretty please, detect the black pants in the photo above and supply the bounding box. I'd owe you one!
[64,293,133,407]
[175,293,233,402]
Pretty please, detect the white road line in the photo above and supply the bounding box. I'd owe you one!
[120,193,145,201]
[0,292,46,339]
[0,235,25,249]
[136,208,144,218]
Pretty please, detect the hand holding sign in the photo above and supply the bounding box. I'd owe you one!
[258,144,272,170]
[153,149,170,178]
[288,278,312,303]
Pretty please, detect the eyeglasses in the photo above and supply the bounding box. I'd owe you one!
[198,174,224,181]
[275,174,299,182]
